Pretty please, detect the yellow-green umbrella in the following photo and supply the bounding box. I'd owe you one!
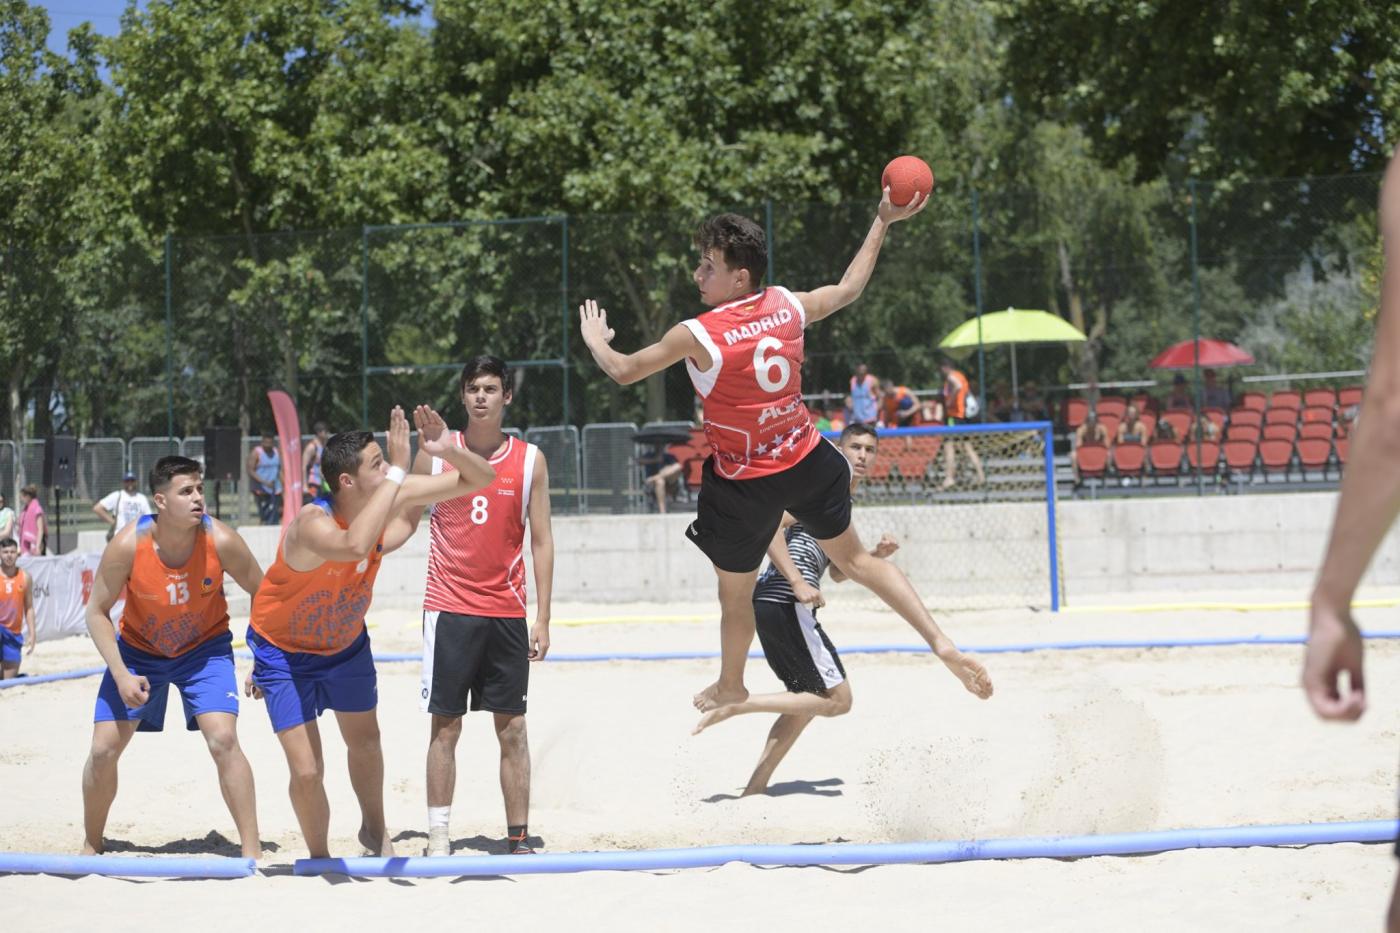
[939,307,1087,408]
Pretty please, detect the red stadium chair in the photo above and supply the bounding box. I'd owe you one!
[1075,443,1109,483]
[1296,438,1333,480]
[1138,413,1157,438]
[1303,388,1337,409]
[1161,411,1191,438]
[1131,393,1155,413]
[1301,405,1333,425]
[1113,442,1146,480]
[1269,389,1301,411]
[1098,413,1122,438]
[866,456,896,483]
[1148,440,1183,481]
[1202,407,1226,431]
[1338,386,1363,408]
[1223,439,1257,480]
[1097,396,1127,421]
[1262,422,1297,442]
[1064,398,1089,430]
[896,453,930,485]
[1228,408,1262,429]
[1264,407,1298,426]
[1239,391,1267,411]
[1299,422,1333,441]
[684,457,705,490]
[1257,439,1294,480]
[1226,423,1260,444]
[1186,440,1220,476]
[1335,436,1349,467]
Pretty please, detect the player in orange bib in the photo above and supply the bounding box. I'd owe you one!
[246,405,494,859]
[0,537,36,678]
[80,456,266,858]
[580,189,993,720]
[413,355,554,857]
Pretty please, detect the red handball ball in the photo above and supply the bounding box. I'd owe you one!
[881,155,935,207]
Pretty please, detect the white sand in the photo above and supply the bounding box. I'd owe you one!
[3,592,1399,930]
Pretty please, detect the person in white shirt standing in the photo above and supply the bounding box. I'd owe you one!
[94,472,154,539]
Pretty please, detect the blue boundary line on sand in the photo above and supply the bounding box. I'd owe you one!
[8,631,1400,689]
[294,819,1398,878]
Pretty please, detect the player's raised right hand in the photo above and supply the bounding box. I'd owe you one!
[414,405,452,456]
[386,405,411,470]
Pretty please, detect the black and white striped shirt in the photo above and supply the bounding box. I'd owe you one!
[754,522,831,605]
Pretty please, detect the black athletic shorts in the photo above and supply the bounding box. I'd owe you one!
[754,599,846,695]
[420,612,529,717]
[686,439,853,573]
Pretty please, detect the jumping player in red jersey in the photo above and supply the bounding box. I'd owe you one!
[79,456,266,858]
[580,190,993,714]
[413,355,554,857]
[246,405,495,859]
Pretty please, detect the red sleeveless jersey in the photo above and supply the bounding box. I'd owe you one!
[423,433,538,618]
[0,568,30,635]
[119,515,230,657]
[682,287,819,480]
[250,499,384,654]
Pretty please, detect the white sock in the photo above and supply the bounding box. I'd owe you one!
[428,806,450,832]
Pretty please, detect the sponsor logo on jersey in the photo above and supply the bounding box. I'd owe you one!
[757,398,802,425]
[721,308,793,346]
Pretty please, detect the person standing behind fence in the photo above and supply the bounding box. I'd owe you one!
[938,358,985,490]
[849,363,880,424]
[94,471,154,540]
[0,538,35,679]
[303,422,331,502]
[0,493,14,541]
[17,485,45,555]
[246,432,283,525]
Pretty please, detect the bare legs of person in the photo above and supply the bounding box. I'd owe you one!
[693,681,853,794]
[276,709,393,858]
[80,713,260,859]
[693,566,760,711]
[80,720,136,855]
[425,714,461,856]
[942,440,985,489]
[0,660,18,679]
[1389,867,1400,933]
[820,527,993,699]
[426,712,531,854]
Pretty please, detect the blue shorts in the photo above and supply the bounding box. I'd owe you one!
[249,627,378,733]
[1,628,22,664]
[94,631,239,733]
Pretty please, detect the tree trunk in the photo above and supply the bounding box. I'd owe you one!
[1058,239,1100,398]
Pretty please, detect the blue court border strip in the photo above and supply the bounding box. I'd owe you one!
[7,630,1400,689]
[0,819,1391,879]
[294,819,1397,878]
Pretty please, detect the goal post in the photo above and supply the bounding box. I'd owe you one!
[822,421,1063,612]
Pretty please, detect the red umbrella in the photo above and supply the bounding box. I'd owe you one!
[1149,338,1255,370]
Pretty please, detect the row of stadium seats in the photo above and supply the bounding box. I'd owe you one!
[1063,385,1362,431]
[1075,436,1349,487]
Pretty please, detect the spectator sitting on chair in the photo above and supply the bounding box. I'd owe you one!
[879,381,918,428]
[93,471,154,540]
[1202,369,1232,410]
[1071,411,1111,481]
[988,382,1013,422]
[1188,413,1220,443]
[640,443,683,514]
[1153,417,1179,442]
[1117,405,1148,445]
[0,493,13,541]
[1166,373,1194,410]
[1021,382,1048,421]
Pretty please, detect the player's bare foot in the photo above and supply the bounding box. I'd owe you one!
[693,681,748,711]
[358,825,395,857]
[241,842,262,860]
[945,652,993,698]
[692,703,740,735]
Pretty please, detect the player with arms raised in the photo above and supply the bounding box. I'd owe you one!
[579,182,992,714]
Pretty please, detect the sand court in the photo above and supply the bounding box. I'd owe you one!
[3,594,1399,928]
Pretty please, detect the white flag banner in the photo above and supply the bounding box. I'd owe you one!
[16,551,112,643]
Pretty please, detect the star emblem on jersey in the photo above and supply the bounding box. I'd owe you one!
[755,442,770,456]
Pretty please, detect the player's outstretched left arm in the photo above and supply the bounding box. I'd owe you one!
[527,453,553,662]
[796,188,929,325]
[211,518,264,596]
[579,299,705,385]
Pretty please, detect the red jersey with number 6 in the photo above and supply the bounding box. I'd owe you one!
[682,286,818,480]
[423,433,538,618]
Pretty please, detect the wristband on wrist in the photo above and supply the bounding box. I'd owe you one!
[385,465,406,486]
